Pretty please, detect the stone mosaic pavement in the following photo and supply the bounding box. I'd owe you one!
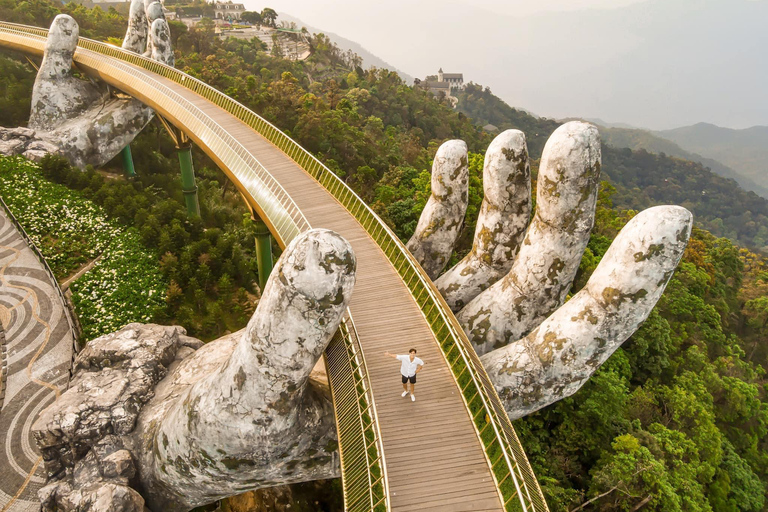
[0,205,73,512]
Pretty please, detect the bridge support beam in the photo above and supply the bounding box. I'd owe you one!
[156,115,201,218]
[177,143,200,218]
[120,145,136,178]
[253,217,273,292]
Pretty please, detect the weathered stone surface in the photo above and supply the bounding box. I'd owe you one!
[135,228,353,511]
[436,130,531,311]
[122,0,148,53]
[480,206,692,419]
[39,435,145,512]
[31,324,198,511]
[0,0,174,168]
[458,121,602,355]
[406,140,469,279]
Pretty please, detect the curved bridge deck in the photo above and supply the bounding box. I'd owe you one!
[0,204,74,512]
[173,61,503,511]
[0,23,549,512]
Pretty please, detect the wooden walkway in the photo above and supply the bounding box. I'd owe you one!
[152,72,504,509]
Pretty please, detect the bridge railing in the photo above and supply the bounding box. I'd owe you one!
[0,22,548,511]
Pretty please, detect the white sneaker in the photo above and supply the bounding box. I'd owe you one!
[401,391,409,397]
[411,394,416,402]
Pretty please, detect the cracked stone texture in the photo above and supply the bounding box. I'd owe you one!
[0,2,173,168]
[406,140,469,280]
[32,324,202,511]
[38,435,145,512]
[480,206,692,419]
[458,121,602,355]
[135,228,353,511]
[436,130,531,312]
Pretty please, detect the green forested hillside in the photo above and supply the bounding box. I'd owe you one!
[0,3,766,511]
[658,123,768,192]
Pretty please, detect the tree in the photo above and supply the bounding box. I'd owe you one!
[260,7,277,27]
[240,10,261,24]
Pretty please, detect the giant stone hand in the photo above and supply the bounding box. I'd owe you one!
[409,121,692,419]
[25,61,692,511]
[0,1,173,167]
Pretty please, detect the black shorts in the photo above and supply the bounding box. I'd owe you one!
[402,374,416,384]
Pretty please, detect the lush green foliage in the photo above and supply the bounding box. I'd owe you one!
[0,155,165,339]
[70,228,166,339]
[0,156,119,277]
[38,150,260,341]
[597,126,768,199]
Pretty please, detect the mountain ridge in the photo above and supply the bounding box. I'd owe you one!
[655,122,768,192]
[277,11,414,84]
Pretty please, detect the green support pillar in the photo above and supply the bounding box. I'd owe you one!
[253,217,273,291]
[177,143,200,217]
[120,145,136,178]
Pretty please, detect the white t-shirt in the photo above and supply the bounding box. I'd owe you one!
[397,354,424,377]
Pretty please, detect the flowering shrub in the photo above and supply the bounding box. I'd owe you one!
[0,155,167,341]
[70,229,166,340]
[0,156,120,278]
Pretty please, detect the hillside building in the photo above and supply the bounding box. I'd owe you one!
[417,68,465,98]
[213,1,245,21]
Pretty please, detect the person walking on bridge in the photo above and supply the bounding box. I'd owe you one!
[385,349,424,401]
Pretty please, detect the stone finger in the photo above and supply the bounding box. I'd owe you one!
[436,130,531,311]
[122,0,148,53]
[29,15,104,132]
[480,205,692,419]
[458,121,601,355]
[143,1,167,60]
[145,229,355,509]
[149,18,174,66]
[406,140,469,280]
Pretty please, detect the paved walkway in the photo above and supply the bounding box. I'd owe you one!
[0,205,73,512]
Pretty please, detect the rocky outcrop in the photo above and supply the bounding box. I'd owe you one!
[0,127,58,162]
[33,324,202,511]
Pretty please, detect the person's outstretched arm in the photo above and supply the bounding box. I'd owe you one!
[384,351,400,360]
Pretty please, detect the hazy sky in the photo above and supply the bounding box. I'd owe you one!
[242,0,767,129]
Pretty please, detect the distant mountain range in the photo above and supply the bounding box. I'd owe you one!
[275,7,767,200]
[592,124,768,199]
[277,12,414,84]
[656,123,768,192]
